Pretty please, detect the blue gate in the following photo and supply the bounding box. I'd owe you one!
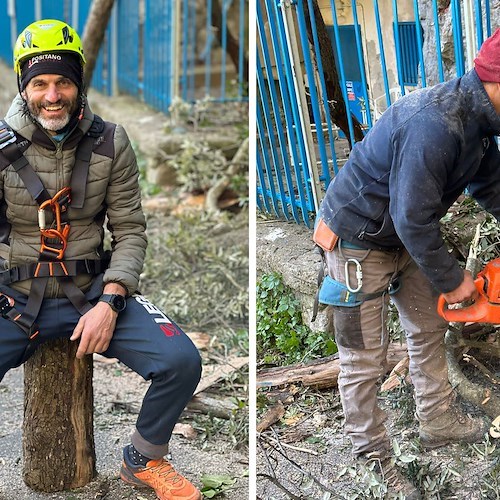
[257,0,496,227]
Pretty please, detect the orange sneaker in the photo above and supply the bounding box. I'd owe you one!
[120,447,201,500]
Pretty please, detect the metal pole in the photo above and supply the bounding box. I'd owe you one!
[110,1,118,96]
[463,0,477,70]
[35,0,41,20]
[72,0,79,30]
[432,0,445,82]
[173,0,181,101]
[280,0,320,214]
[8,0,16,52]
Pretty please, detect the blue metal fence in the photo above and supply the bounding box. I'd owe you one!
[257,0,496,227]
[0,0,248,113]
[144,0,174,112]
[116,0,140,98]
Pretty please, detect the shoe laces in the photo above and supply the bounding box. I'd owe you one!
[448,404,468,425]
[147,459,183,485]
[364,455,406,491]
[381,460,402,488]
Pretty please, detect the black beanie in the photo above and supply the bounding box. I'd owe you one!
[20,51,83,92]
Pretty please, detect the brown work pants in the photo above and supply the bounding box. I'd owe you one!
[325,244,453,456]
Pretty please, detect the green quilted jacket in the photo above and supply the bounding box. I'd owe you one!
[0,94,147,297]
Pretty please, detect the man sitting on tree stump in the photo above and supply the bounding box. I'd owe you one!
[0,19,202,500]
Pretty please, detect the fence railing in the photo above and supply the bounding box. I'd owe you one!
[257,0,497,227]
[0,0,248,113]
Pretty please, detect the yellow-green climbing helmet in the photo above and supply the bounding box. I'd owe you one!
[13,19,86,75]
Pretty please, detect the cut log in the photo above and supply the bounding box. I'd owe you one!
[23,339,96,491]
[256,401,285,433]
[257,344,408,389]
[187,393,240,419]
[380,356,410,392]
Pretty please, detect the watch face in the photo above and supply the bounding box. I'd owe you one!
[113,295,126,311]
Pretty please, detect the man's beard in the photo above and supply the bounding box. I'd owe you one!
[27,97,78,133]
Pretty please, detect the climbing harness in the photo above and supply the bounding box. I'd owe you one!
[312,231,401,322]
[0,118,110,341]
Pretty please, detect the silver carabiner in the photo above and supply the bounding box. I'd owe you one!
[345,258,362,293]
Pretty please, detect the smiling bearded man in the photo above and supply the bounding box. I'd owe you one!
[19,51,82,134]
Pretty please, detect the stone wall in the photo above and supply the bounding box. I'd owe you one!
[256,220,332,333]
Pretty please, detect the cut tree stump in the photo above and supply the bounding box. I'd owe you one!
[23,338,96,491]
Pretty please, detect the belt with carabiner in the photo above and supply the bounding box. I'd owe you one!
[312,238,402,321]
[338,240,370,293]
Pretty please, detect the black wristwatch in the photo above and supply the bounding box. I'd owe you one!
[99,294,127,313]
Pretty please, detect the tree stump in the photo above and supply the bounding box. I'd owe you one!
[23,338,96,491]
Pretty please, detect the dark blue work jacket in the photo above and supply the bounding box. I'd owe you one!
[319,69,500,294]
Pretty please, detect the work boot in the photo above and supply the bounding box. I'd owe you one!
[419,404,487,449]
[359,451,422,500]
[120,446,201,500]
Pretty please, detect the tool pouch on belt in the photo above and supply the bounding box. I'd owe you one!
[318,275,363,307]
[313,218,338,252]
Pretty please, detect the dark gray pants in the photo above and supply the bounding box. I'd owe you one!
[0,282,202,460]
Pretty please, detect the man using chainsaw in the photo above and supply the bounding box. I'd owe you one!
[0,20,202,500]
[315,29,500,499]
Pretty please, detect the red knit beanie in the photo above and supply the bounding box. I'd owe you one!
[474,28,500,83]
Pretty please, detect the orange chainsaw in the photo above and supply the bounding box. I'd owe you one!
[437,257,500,323]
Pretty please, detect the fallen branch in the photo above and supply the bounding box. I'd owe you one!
[257,343,408,389]
[195,355,248,395]
[463,354,500,385]
[256,474,302,500]
[380,355,410,392]
[187,394,239,419]
[256,401,285,433]
[206,137,248,211]
[259,429,338,495]
[259,433,319,455]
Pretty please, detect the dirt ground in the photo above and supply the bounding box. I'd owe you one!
[256,369,500,500]
[255,199,500,499]
[0,63,249,499]
[1,360,248,500]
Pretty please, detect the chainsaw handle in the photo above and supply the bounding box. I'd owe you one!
[437,276,487,323]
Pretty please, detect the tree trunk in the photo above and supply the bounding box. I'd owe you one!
[23,339,96,491]
[81,0,116,92]
[211,0,249,83]
[301,0,365,147]
[257,343,408,389]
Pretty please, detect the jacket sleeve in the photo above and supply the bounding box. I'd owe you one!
[468,138,500,218]
[102,125,147,295]
[389,118,464,294]
[0,175,8,265]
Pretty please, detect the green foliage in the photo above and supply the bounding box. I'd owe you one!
[170,139,228,193]
[201,473,238,498]
[381,380,416,428]
[142,210,248,343]
[132,141,162,196]
[481,462,500,498]
[386,301,404,342]
[257,272,336,365]
[407,458,457,498]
